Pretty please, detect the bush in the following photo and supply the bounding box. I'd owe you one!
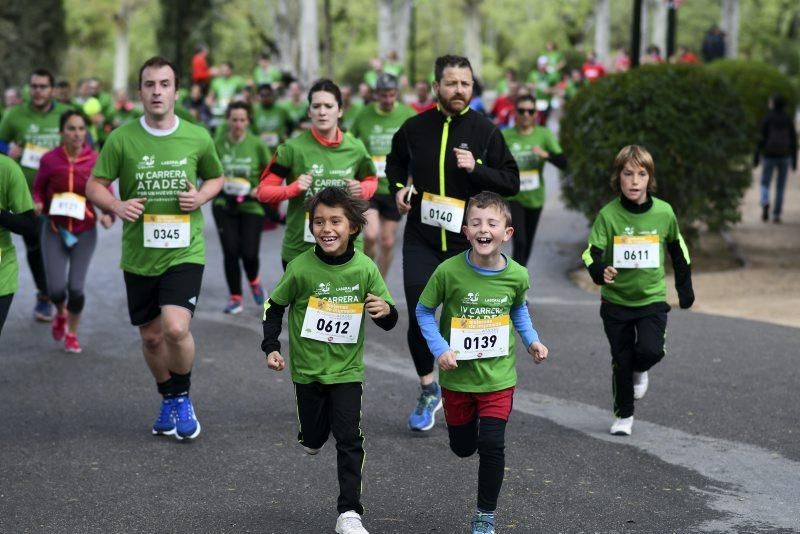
[706,59,798,139]
[559,64,751,242]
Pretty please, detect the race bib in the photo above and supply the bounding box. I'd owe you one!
[222,177,252,197]
[372,155,387,178]
[143,214,190,248]
[260,132,280,147]
[535,99,550,111]
[450,315,510,360]
[301,296,364,344]
[20,143,48,170]
[420,192,465,233]
[49,192,86,220]
[519,170,541,192]
[613,235,659,268]
[303,212,315,243]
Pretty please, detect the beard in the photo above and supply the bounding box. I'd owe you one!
[436,90,471,114]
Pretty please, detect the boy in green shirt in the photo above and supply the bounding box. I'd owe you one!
[262,187,397,534]
[582,145,694,436]
[416,191,548,534]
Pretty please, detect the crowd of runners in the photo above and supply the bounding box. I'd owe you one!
[0,52,696,534]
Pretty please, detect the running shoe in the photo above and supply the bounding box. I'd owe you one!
[51,314,67,341]
[762,204,769,222]
[34,298,53,322]
[471,511,496,534]
[249,279,266,306]
[224,295,243,315]
[335,511,369,534]
[175,395,201,440]
[633,371,649,400]
[407,384,442,432]
[64,332,82,353]
[301,443,324,455]
[610,416,634,436]
[152,397,177,436]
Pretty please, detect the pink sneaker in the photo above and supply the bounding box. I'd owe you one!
[64,332,82,353]
[51,314,67,341]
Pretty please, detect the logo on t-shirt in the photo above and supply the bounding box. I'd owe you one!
[163,157,188,167]
[462,292,479,304]
[336,283,360,293]
[484,295,509,305]
[310,163,325,176]
[138,155,156,169]
[314,282,331,296]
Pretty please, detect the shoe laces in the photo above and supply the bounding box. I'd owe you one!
[176,397,195,421]
[472,512,496,533]
[414,392,436,415]
[157,399,175,424]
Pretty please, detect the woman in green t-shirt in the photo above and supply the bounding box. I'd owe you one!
[212,101,271,314]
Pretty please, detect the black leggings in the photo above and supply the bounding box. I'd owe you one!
[23,217,48,296]
[448,417,507,512]
[0,294,13,337]
[601,301,669,418]
[508,201,542,267]
[212,204,263,296]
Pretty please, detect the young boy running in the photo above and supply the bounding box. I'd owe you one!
[261,187,398,534]
[416,191,548,534]
[582,145,694,436]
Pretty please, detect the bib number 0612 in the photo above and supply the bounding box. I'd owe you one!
[315,318,350,335]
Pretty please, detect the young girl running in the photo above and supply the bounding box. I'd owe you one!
[261,187,397,534]
[582,145,694,436]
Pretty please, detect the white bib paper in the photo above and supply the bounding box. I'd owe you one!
[49,192,86,220]
[420,192,465,233]
[519,170,541,192]
[303,212,315,243]
[372,155,387,178]
[450,315,510,360]
[613,235,659,269]
[222,177,252,197]
[143,214,190,248]
[20,143,48,170]
[301,296,364,344]
[260,132,280,147]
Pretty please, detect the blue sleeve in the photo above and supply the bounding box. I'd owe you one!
[0,140,9,154]
[415,302,450,359]
[511,303,539,348]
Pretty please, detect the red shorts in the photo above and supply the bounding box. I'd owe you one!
[441,387,515,426]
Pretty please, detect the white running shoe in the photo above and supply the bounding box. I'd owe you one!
[335,511,369,534]
[302,444,323,455]
[633,371,649,400]
[610,416,634,436]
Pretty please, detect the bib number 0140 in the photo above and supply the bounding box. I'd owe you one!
[420,192,465,233]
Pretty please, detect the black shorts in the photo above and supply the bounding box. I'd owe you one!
[123,263,204,326]
[369,193,402,222]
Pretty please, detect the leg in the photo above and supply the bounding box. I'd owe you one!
[444,388,479,457]
[24,216,49,298]
[521,206,543,265]
[41,228,69,339]
[760,158,775,212]
[509,201,528,266]
[377,218,398,277]
[601,303,637,418]
[772,157,790,219]
[0,294,13,336]
[633,305,669,373]
[212,204,243,296]
[294,381,331,450]
[238,213,264,284]
[65,228,98,335]
[476,417,508,512]
[363,208,380,260]
[329,383,365,515]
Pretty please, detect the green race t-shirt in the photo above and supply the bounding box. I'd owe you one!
[585,196,688,307]
[0,101,71,186]
[92,117,224,276]
[275,131,376,263]
[209,76,246,116]
[503,126,561,209]
[350,103,416,195]
[214,132,271,216]
[268,248,394,384]
[0,155,34,296]
[419,252,529,393]
[341,102,364,132]
[251,104,292,150]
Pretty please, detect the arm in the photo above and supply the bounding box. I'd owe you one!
[261,298,286,355]
[255,152,307,204]
[0,209,36,239]
[666,239,694,309]
[415,302,450,359]
[468,127,520,196]
[370,302,398,330]
[386,126,411,197]
[582,244,608,286]
[510,303,540,348]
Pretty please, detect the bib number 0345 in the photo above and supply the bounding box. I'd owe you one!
[143,214,191,248]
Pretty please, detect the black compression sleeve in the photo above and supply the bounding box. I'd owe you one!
[586,245,606,285]
[548,153,568,171]
[667,240,694,309]
[261,299,287,355]
[371,303,398,331]
[0,209,37,240]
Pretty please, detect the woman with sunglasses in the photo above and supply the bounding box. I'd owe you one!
[503,93,567,267]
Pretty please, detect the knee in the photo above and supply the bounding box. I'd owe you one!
[450,441,477,458]
[637,344,665,366]
[49,290,67,306]
[162,318,190,344]
[380,233,395,251]
[141,330,163,353]
[66,291,85,314]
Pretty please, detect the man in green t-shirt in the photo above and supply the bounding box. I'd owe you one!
[206,62,246,126]
[251,84,292,151]
[0,155,36,336]
[350,72,415,277]
[87,56,224,442]
[0,68,71,322]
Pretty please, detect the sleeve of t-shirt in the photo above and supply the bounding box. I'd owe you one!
[273,142,295,180]
[545,129,563,155]
[197,133,224,179]
[512,267,530,307]
[354,141,378,180]
[367,261,394,306]
[258,142,272,169]
[268,264,297,307]
[6,160,34,213]
[418,265,445,309]
[586,210,609,251]
[0,112,18,144]
[91,132,122,181]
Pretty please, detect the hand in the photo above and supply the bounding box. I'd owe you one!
[99,213,114,229]
[266,351,285,371]
[453,148,475,173]
[7,143,22,160]
[346,179,362,198]
[678,288,695,310]
[603,266,618,284]
[365,293,389,319]
[111,198,146,222]
[532,146,549,159]
[296,174,313,192]
[34,201,44,216]
[438,350,458,371]
[395,186,415,215]
[528,342,548,364]
[178,181,203,212]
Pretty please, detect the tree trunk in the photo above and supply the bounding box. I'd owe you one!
[652,0,668,58]
[639,0,650,62]
[0,0,67,88]
[721,0,739,59]
[594,0,610,65]
[323,0,333,79]
[113,0,145,93]
[463,0,482,78]
[377,0,392,60]
[394,0,413,65]
[158,0,215,80]
[299,0,319,87]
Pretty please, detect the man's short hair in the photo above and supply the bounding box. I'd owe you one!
[30,68,55,87]
[138,56,179,89]
[434,55,473,82]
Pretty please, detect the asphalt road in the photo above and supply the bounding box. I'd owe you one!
[1,169,799,534]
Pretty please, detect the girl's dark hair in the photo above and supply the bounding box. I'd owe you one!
[307,78,343,108]
[59,109,89,131]
[226,100,252,120]
[304,186,369,240]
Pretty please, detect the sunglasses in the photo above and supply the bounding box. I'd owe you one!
[516,108,536,115]
[30,84,52,90]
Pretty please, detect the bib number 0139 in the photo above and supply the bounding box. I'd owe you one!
[449,315,509,360]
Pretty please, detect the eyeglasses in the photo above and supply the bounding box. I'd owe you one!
[516,108,536,115]
[30,84,51,90]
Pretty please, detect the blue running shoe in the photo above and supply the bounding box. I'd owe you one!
[33,297,53,322]
[407,384,442,431]
[224,295,243,315]
[471,511,496,534]
[249,279,266,306]
[152,397,177,436]
[175,395,201,440]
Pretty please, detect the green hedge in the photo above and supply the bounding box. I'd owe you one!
[559,64,751,242]
[706,59,798,139]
